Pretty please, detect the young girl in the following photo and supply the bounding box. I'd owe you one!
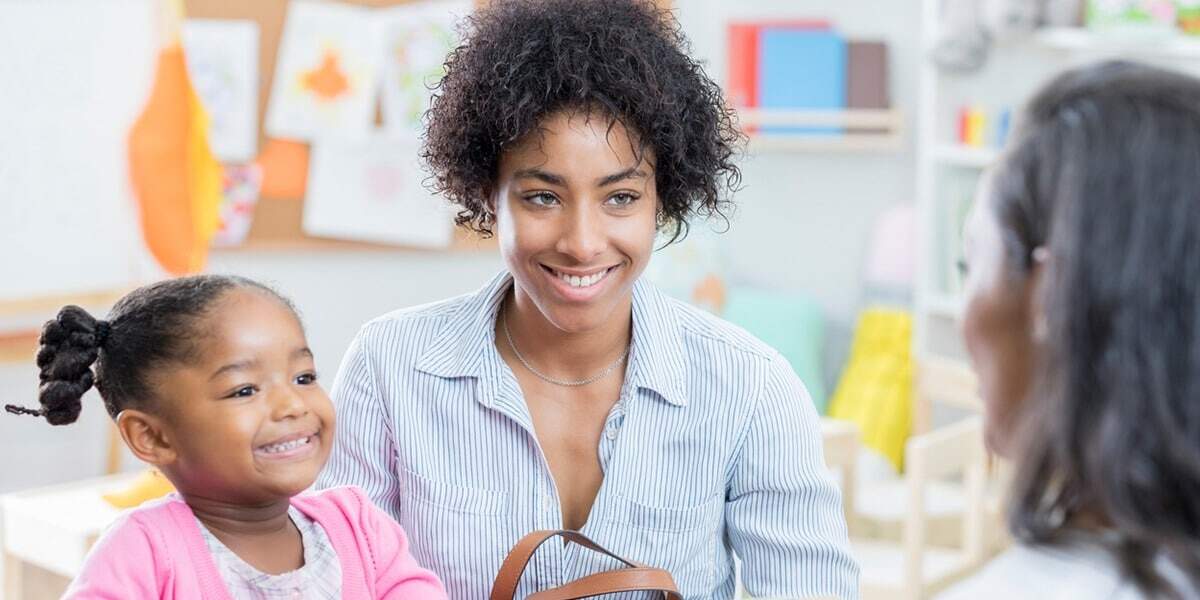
[6,275,447,599]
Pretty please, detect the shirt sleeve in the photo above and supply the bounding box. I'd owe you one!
[63,515,166,599]
[315,326,404,522]
[352,488,448,599]
[725,354,860,599]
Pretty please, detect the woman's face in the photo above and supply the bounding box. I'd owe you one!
[960,174,1041,456]
[492,109,659,333]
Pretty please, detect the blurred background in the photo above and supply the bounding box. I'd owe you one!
[2,0,1197,597]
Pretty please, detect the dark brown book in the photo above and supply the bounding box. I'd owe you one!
[847,40,889,110]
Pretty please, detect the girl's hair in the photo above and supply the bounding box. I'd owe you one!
[421,0,742,244]
[5,275,295,426]
[991,60,1200,597]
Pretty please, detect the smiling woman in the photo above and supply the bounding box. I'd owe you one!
[315,1,860,599]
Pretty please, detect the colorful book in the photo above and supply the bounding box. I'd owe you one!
[759,27,846,134]
[727,20,830,134]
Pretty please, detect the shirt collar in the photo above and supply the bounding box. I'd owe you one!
[415,271,688,407]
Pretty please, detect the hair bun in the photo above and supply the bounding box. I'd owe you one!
[30,306,105,425]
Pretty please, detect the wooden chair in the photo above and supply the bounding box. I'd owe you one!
[852,356,1009,550]
[851,416,990,600]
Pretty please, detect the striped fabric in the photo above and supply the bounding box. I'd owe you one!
[316,271,859,600]
[196,506,342,599]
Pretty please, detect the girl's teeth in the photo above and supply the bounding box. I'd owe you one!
[262,436,311,454]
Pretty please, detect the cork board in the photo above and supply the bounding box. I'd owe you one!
[183,0,495,252]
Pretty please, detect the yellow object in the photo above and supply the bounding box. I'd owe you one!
[965,107,987,148]
[102,469,176,509]
[827,307,913,472]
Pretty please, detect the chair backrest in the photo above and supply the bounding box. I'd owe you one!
[912,356,981,435]
[902,415,988,595]
[820,417,860,528]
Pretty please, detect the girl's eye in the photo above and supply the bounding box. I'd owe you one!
[295,372,318,386]
[606,193,638,207]
[228,385,257,399]
[525,193,559,207]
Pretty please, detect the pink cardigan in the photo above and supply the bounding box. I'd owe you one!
[65,486,447,600]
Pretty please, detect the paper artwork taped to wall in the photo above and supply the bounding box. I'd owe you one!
[303,135,453,248]
[379,1,472,138]
[266,0,384,142]
[211,164,263,247]
[181,19,259,162]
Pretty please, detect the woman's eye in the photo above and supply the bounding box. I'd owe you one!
[296,372,318,385]
[525,193,559,207]
[607,193,637,207]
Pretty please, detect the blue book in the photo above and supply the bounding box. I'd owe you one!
[758,28,847,135]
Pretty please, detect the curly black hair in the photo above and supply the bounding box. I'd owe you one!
[422,0,742,243]
[5,275,296,426]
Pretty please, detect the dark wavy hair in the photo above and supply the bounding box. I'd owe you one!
[5,275,295,426]
[421,0,742,243]
[991,61,1200,598]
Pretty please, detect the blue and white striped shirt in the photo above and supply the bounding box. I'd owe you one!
[316,271,859,599]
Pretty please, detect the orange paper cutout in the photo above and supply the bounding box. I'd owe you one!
[302,50,350,101]
[256,138,310,200]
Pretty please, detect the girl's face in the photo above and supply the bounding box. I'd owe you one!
[155,289,334,504]
[492,109,659,334]
[959,175,1040,457]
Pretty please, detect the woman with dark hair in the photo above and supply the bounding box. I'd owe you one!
[315,0,857,598]
[939,60,1200,599]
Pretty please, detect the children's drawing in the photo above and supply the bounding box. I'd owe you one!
[380,1,472,137]
[211,164,263,247]
[181,19,259,162]
[265,1,384,142]
[303,135,453,248]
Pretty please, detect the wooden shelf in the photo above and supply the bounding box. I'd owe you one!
[1035,27,1200,58]
[738,109,904,153]
[924,292,964,319]
[932,145,999,169]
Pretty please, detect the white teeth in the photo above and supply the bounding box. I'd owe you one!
[261,436,312,454]
[557,268,608,288]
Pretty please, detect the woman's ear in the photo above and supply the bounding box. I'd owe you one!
[1029,246,1051,342]
[116,409,178,467]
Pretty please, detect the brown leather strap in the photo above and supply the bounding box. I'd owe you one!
[527,568,683,600]
[490,530,679,600]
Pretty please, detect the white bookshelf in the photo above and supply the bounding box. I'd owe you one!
[915,11,1200,362]
[1035,27,1200,58]
[931,144,998,169]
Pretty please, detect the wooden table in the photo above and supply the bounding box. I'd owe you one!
[1,472,139,599]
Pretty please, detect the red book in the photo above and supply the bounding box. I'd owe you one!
[727,22,760,109]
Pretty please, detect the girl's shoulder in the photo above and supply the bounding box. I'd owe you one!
[935,541,1155,600]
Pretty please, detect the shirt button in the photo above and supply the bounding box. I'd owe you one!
[606,428,617,440]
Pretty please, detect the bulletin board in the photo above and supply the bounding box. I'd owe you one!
[183,0,496,252]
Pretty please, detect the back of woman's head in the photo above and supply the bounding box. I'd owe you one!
[7,275,293,426]
[993,60,1200,597]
